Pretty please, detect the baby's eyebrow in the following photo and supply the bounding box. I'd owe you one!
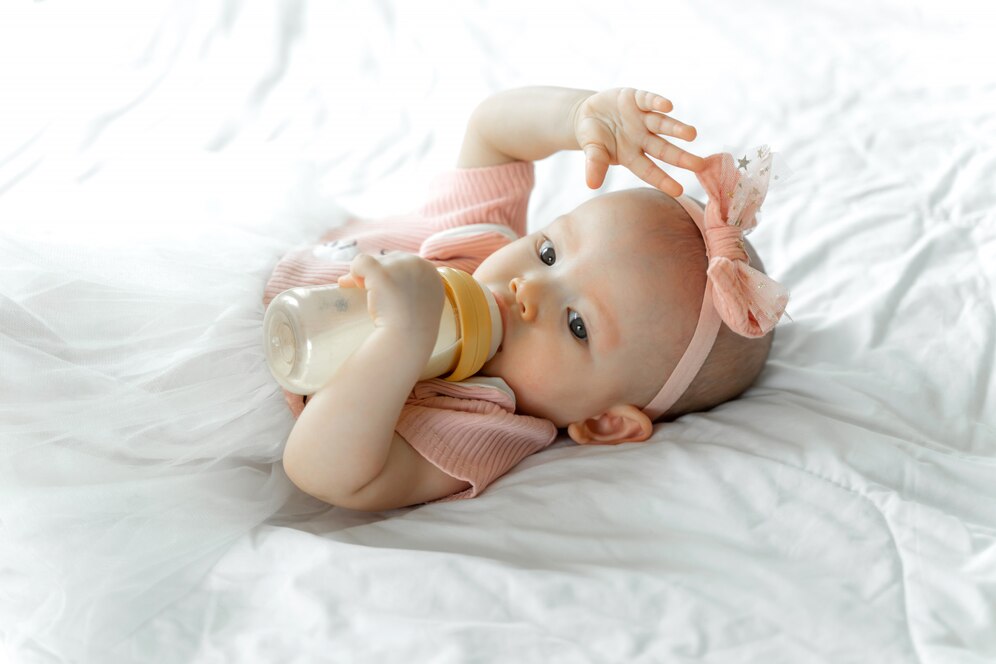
[558,219,580,256]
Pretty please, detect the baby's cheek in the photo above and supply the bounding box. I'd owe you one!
[502,346,557,407]
[516,361,550,393]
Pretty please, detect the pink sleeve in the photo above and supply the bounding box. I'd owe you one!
[395,380,557,501]
[263,161,534,306]
[419,161,535,236]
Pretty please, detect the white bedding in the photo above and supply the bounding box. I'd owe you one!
[2,1,994,662]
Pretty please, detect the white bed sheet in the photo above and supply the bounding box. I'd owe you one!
[2,1,994,662]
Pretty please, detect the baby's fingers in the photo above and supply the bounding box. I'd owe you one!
[628,153,683,197]
[633,90,673,115]
[343,253,384,288]
[643,134,705,172]
[645,112,698,142]
[584,144,611,189]
[337,274,363,289]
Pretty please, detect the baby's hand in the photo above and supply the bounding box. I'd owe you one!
[338,253,444,341]
[573,88,705,195]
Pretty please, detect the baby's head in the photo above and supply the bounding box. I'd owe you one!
[473,187,775,443]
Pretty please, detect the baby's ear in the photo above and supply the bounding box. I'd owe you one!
[566,405,654,445]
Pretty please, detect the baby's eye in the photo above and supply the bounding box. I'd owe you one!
[538,239,556,266]
[568,310,588,341]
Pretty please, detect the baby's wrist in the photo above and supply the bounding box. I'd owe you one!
[566,91,593,151]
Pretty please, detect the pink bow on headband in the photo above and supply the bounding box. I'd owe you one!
[696,148,789,338]
[642,147,789,420]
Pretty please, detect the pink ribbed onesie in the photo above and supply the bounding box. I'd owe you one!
[264,162,557,501]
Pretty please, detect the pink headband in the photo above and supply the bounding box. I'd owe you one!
[642,147,790,420]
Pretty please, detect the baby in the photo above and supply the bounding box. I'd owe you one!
[267,87,789,511]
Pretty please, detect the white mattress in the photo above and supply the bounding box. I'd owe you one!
[2,1,994,662]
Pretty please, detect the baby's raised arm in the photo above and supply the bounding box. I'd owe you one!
[457,86,704,195]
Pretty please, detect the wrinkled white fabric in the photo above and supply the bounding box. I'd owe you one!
[0,218,347,657]
[2,1,995,663]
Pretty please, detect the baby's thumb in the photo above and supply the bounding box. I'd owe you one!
[337,274,362,289]
[584,145,609,189]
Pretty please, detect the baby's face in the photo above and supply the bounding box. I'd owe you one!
[473,189,704,430]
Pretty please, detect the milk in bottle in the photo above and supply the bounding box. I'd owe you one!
[264,267,502,395]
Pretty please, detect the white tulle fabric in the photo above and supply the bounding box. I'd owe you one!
[0,218,339,659]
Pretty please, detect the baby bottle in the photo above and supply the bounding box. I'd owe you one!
[264,267,503,395]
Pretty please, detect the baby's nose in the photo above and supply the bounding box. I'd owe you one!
[509,277,538,322]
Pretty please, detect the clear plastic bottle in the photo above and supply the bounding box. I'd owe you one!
[264,267,503,395]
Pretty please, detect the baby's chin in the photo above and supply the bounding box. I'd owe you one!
[475,355,552,419]
[477,352,505,382]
